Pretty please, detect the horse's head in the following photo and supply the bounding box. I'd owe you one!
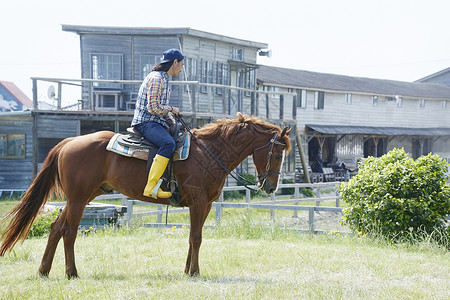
[252,126,292,194]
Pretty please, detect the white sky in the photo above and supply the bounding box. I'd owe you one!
[1,0,450,103]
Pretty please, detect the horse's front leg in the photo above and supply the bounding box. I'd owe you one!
[185,201,212,276]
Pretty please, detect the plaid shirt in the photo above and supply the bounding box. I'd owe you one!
[131,71,175,128]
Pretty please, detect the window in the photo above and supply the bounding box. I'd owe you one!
[396,96,403,108]
[140,55,160,79]
[441,100,447,109]
[296,89,307,108]
[265,86,279,98]
[419,99,425,109]
[186,58,198,81]
[345,93,352,104]
[200,60,213,93]
[216,63,229,95]
[91,54,123,88]
[0,134,25,158]
[372,95,378,106]
[231,47,243,61]
[244,68,256,96]
[314,91,324,109]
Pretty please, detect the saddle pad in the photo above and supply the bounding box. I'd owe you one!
[106,133,190,161]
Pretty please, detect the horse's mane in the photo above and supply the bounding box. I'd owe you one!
[192,113,291,152]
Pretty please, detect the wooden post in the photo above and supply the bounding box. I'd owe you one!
[250,92,255,116]
[207,85,212,113]
[295,126,311,183]
[190,84,197,128]
[157,205,163,223]
[270,193,275,220]
[127,200,134,225]
[222,87,227,114]
[265,93,269,119]
[315,187,321,206]
[57,82,62,110]
[32,78,38,110]
[308,207,315,233]
[293,186,299,218]
[255,92,260,117]
[32,111,38,177]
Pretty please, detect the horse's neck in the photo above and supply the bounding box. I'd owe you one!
[216,129,267,171]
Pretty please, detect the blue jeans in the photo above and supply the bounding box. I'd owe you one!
[134,121,175,158]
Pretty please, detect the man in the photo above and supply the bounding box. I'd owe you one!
[131,49,184,198]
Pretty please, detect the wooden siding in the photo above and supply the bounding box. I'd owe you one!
[0,114,33,189]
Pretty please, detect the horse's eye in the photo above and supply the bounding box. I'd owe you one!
[274,155,282,161]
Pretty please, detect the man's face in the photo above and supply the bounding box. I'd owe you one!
[171,59,184,77]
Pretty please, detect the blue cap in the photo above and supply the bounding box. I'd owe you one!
[160,49,184,63]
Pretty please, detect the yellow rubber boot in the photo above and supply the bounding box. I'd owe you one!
[143,154,172,198]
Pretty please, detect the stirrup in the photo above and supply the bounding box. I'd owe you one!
[152,179,164,199]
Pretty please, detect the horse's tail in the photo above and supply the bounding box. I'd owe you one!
[0,138,71,256]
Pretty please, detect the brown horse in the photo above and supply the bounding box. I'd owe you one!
[0,113,291,278]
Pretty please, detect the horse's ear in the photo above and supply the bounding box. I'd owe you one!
[280,127,291,138]
[236,112,245,122]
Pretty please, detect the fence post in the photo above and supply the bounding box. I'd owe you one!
[216,192,223,225]
[335,189,340,207]
[293,186,299,218]
[315,187,321,206]
[157,205,163,223]
[245,189,251,213]
[308,207,315,233]
[126,200,134,225]
[270,193,275,220]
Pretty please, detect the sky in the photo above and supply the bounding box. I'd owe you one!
[1,0,450,104]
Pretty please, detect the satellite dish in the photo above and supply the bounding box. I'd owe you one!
[47,85,56,100]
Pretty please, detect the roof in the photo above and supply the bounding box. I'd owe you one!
[62,25,268,49]
[0,81,32,106]
[415,67,450,83]
[306,124,450,136]
[257,65,450,100]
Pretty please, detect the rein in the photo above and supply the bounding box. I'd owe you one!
[176,115,285,191]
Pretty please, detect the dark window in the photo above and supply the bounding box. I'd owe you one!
[314,91,324,109]
[0,134,25,159]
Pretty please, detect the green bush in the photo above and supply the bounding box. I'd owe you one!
[280,179,295,195]
[338,148,450,244]
[28,208,60,238]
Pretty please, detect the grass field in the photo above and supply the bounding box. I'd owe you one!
[0,199,449,299]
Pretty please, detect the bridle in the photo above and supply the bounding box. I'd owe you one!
[252,132,286,189]
[176,115,286,191]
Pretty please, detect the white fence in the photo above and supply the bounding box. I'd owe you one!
[101,182,343,233]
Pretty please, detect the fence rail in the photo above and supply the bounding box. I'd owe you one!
[115,182,343,233]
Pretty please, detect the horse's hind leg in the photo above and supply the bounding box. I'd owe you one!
[38,208,67,277]
[62,190,103,278]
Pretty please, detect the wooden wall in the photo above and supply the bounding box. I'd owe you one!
[0,114,33,189]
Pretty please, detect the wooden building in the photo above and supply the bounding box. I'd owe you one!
[61,25,268,118]
[257,65,450,170]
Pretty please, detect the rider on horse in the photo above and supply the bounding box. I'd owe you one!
[131,49,184,198]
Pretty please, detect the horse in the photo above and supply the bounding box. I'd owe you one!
[0,112,291,278]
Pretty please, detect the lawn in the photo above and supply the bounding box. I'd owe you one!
[0,198,448,299]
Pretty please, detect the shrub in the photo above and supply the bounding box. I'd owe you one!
[280,178,295,195]
[338,148,450,244]
[28,208,60,238]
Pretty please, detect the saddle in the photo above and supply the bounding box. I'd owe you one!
[106,122,190,207]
